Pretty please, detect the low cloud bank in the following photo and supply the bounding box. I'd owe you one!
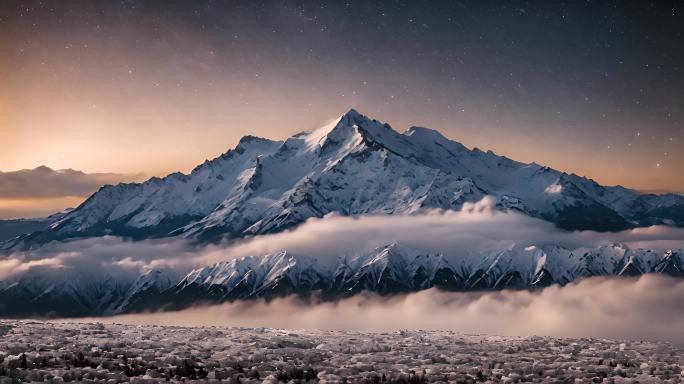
[76,274,684,344]
[3,197,684,280]
[0,166,143,199]
[0,166,144,219]
[0,236,195,280]
[197,198,684,267]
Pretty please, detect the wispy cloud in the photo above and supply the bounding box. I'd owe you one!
[0,166,144,218]
[0,166,143,199]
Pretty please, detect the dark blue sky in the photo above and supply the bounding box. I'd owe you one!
[1,0,683,193]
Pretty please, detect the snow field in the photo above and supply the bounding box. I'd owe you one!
[0,321,681,383]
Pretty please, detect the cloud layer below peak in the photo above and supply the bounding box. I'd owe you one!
[72,274,684,344]
[3,197,684,281]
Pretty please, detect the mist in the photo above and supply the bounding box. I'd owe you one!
[195,198,684,267]
[69,274,684,344]
[3,197,684,281]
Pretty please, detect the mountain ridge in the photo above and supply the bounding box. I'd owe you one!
[1,242,682,317]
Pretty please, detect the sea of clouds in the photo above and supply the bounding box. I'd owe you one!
[2,197,683,341]
[3,197,684,280]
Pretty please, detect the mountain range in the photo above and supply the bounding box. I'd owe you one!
[1,242,682,317]
[3,109,684,251]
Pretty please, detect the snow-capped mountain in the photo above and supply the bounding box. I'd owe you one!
[1,242,682,317]
[4,109,683,250]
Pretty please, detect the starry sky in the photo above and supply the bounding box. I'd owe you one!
[1,0,683,213]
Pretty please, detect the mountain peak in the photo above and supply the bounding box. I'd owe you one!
[338,110,376,130]
[404,126,444,138]
[303,108,386,152]
[342,108,363,119]
[371,242,415,262]
[238,134,271,144]
[403,126,457,148]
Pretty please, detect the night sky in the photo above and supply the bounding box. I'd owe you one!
[1,1,683,197]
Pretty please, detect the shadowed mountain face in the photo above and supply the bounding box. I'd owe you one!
[0,210,72,242]
[0,219,50,242]
[0,243,682,317]
[3,109,682,250]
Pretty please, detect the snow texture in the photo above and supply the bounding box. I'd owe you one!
[0,321,681,383]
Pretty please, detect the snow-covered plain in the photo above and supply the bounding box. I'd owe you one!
[0,321,681,383]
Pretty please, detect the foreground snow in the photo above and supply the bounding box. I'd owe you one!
[0,321,681,383]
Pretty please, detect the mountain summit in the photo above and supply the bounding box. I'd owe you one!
[4,109,684,249]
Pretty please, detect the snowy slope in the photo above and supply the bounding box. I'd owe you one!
[2,137,282,248]
[113,268,180,313]
[3,109,683,250]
